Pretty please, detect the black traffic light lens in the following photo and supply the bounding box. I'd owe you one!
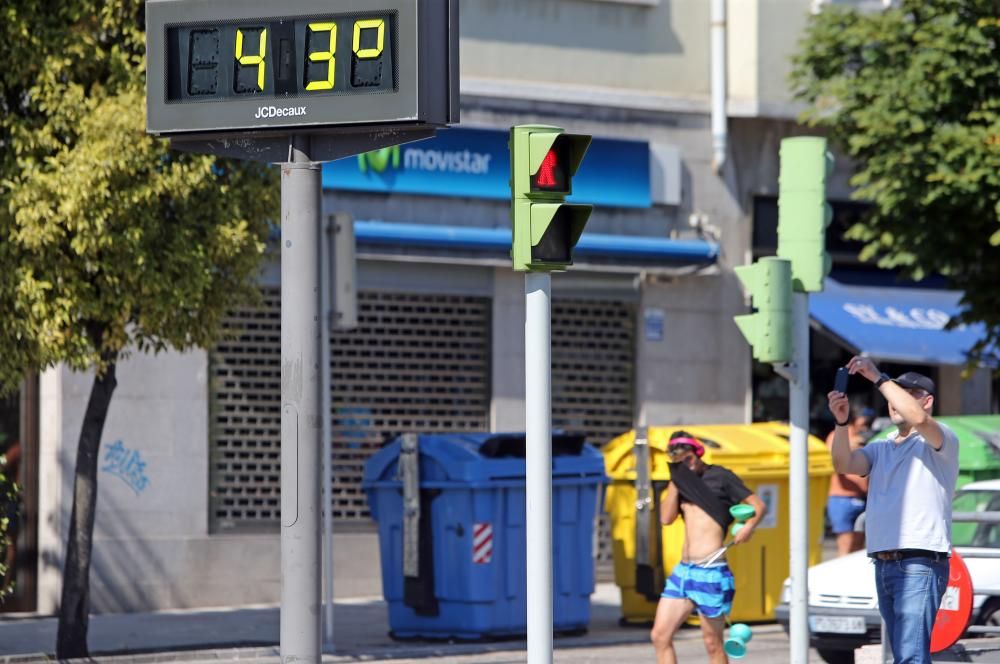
[531,210,572,264]
[530,141,569,194]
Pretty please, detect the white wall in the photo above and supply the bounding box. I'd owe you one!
[491,268,527,432]
[36,351,382,613]
[637,274,749,426]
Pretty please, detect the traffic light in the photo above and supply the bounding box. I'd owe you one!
[733,257,793,364]
[777,137,834,293]
[510,125,592,271]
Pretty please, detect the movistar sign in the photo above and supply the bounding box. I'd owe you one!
[358,147,401,173]
[357,145,492,176]
[324,127,652,208]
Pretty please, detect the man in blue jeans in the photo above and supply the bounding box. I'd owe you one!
[829,357,959,664]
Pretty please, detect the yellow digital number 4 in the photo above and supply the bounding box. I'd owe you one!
[306,23,337,91]
[353,19,384,59]
[236,28,267,91]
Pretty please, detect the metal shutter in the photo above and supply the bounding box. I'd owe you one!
[329,291,491,521]
[551,298,636,574]
[209,288,491,531]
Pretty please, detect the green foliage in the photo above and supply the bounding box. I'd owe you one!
[0,462,16,604]
[0,0,278,390]
[791,0,1000,365]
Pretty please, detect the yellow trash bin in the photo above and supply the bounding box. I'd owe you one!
[603,422,833,624]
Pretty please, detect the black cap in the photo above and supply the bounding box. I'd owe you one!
[893,371,935,396]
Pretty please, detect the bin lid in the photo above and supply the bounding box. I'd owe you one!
[362,432,607,487]
[602,422,833,480]
[872,415,1000,472]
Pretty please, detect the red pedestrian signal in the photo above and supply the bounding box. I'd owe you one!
[536,150,558,188]
[530,145,568,193]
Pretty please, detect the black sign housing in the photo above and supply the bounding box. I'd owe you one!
[146,0,458,136]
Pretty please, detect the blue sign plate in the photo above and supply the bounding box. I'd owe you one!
[323,126,651,208]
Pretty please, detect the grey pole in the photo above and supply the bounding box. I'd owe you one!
[789,292,811,664]
[320,215,335,651]
[525,272,553,664]
[280,134,322,664]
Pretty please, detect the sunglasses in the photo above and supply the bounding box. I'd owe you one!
[667,445,696,459]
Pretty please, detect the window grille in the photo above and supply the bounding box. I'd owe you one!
[552,298,636,573]
[209,289,491,531]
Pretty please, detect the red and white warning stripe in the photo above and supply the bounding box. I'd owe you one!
[472,522,493,564]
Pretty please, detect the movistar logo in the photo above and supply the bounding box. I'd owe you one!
[254,105,307,119]
[357,146,492,175]
[358,146,401,173]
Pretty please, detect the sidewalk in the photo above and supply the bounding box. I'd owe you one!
[4,582,999,663]
[1,583,661,662]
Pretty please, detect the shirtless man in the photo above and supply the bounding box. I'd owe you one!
[650,430,767,664]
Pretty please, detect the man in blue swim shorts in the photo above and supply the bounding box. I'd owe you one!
[650,431,767,664]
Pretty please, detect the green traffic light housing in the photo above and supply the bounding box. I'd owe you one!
[777,137,834,293]
[510,125,593,272]
[733,257,793,364]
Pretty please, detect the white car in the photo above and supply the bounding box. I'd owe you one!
[775,479,1000,664]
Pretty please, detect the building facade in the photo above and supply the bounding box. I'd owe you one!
[13,0,992,614]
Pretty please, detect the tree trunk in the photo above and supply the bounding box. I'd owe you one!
[56,360,117,659]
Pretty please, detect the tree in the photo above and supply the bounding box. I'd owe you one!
[0,439,18,604]
[791,0,1000,365]
[1,1,278,656]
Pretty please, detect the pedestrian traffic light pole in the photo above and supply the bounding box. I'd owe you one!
[525,272,554,664]
[510,125,592,664]
[773,293,811,664]
[734,137,833,664]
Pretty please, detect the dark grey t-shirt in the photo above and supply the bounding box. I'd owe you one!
[860,423,959,554]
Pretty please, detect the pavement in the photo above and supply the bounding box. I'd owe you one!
[0,583,814,663]
[4,582,1000,663]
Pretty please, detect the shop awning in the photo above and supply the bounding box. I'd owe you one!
[809,279,988,366]
[353,220,719,265]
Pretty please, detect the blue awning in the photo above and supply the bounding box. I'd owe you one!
[353,220,719,264]
[809,279,988,366]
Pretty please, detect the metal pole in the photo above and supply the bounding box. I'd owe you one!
[525,272,553,664]
[320,215,335,651]
[710,0,727,173]
[280,134,322,664]
[789,292,810,664]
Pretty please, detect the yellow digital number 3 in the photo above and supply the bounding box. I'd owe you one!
[236,28,267,91]
[353,19,384,59]
[306,23,337,91]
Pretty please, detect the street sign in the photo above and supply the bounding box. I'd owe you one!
[145,5,459,659]
[930,551,974,653]
[146,0,458,136]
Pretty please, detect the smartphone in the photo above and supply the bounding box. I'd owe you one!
[834,367,850,394]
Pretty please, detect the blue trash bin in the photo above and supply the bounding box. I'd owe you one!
[362,432,606,639]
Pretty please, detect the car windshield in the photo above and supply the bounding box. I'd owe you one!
[952,490,1000,548]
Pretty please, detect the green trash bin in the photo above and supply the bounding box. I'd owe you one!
[947,416,1000,487]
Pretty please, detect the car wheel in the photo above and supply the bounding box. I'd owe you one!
[980,598,1000,631]
[817,648,855,664]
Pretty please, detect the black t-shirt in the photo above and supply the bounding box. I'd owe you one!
[676,464,753,526]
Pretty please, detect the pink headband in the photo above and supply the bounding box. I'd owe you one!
[668,436,705,457]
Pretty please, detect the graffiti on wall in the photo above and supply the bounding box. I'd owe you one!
[101,440,151,495]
